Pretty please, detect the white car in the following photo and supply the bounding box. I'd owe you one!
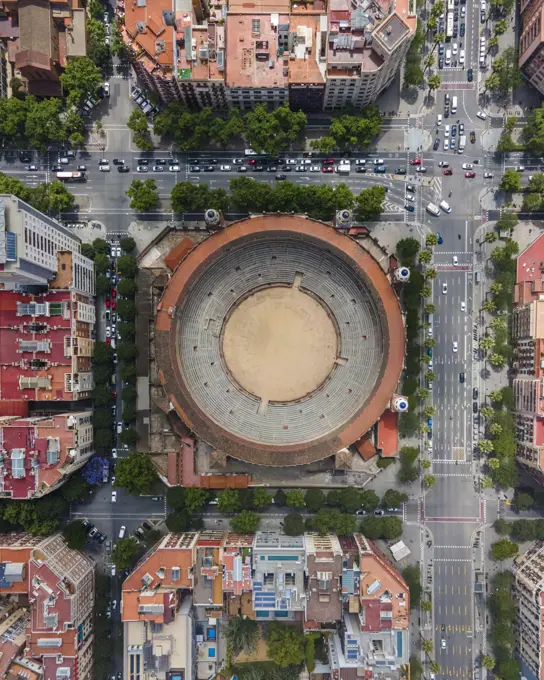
[310,165,320,172]
[453,341,458,352]
[441,638,446,650]
[169,165,180,172]
[356,159,367,165]
[437,114,442,126]
[452,42,458,55]
[459,49,465,65]
[461,301,466,311]
[516,166,526,172]
[99,165,110,172]
[111,491,117,503]
[374,158,385,165]
[219,165,232,171]
[136,165,148,172]
[444,139,449,151]
[438,161,449,167]
[453,256,458,266]
[301,159,312,165]
[484,172,494,178]
[406,193,415,202]
[285,159,297,165]
[106,326,111,338]
[444,125,450,138]
[104,82,110,96]
[442,282,448,294]
[416,167,427,173]
[427,326,433,337]
[462,163,474,170]
[232,158,244,164]
[115,246,121,257]
[112,565,116,576]
[117,422,123,434]
[461,5,466,15]
[476,111,487,120]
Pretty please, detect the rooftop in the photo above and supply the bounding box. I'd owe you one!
[517,233,544,286]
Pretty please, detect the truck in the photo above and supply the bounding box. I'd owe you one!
[56,171,85,182]
[336,163,351,175]
[446,12,454,38]
[458,135,466,153]
[102,459,109,484]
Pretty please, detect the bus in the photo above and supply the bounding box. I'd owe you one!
[447,0,454,11]
[244,149,258,156]
[56,171,85,182]
[446,13,454,38]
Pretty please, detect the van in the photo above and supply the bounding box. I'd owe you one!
[119,526,126,539]
[451,96,458,114]
[427,313,434,326]
[100,165,110,172]
[445,49,451,64]
[439,200,452,213]
[475,271,481,283]
[426,202,441,216]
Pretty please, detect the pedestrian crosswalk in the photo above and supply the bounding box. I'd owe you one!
[429,175,442,195]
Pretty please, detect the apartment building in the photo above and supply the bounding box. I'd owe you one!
[512,235,544,482]
[0,288,95,403]
[0,532,95,680]
[0,195,94,295]
[122,530,409,680]
[514,541,544,680]
[0,412,93,499]
[519,0,544,96]
[118,0,414,110]
[0,0,86,96]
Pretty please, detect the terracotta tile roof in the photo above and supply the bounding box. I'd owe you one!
[377,410,398,457]
[354,435,377,461]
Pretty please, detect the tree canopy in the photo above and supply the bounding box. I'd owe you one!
[114,453,156,495]
[266,622,307,667]
[112,537,140,570]
[126,179,159,212]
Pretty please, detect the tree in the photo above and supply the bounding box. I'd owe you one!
[480,336,495,352]
[485,231,498,243]
[421,600,432,612]
[305,488,326,512]
[514,492,535,511]
[120,364,137,383]
[421,639,433,654]
[500,169,522,192]
[403,565,422,608]
[421,459,431,469]
[117,254,138,278]
[24,97,66,151]
[429,661,441,674]
[424,303,435,314]
[523,192,542,212]
[494,18,508,34]
[383,489,408,508]
[410,656,423,680]
[120,236,136,253]
[489,389,503,403]
[166,486,186,511]
[114,453,156,494]
[112,537,140,570]
[396,237,420,264]
[96,274,110,296]
[427,74,441,95]
[423,474,436,488]
[274,489,287,506]
[479,439,494,454]
[126,179,159,212]
[424,268,437,281]
[313,106,382,151]
[225,616,258,656]
[338,487,363,514]
[426,233,438,246]
[117,299,136,321]
[165,511,191,532]
[116,280,137,301]
[286,489,306,508]
[127,110,153,150]
[244,104,307,156]
[283,513,305,536]
[117,342,137,363]
[93,384,113,407]
[231,510,261,533]
[251,487,272,509]
[356,185,386,219]
[360,489,380,511]
[62,520,89,549]
[118,322,136,342]
[421,284,432,298]
[489,353,506,368]
[60,57,102,105]
[266,622,306,667]
[217,488,241,514]
[423,405,436,418]
[491,538,519,561]
[419,250,433,265]
[87,17,109,67]
[490,423,503,437]
[47,181,75,212]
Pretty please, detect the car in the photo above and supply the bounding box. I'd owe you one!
[453,25,458,37]
[231,158,244,164]
[461,301,466,311]
[131,87,142,100]
[152,165,164,172]
[321,166,334,174]
[410,158,421,165]
[444,105,449,118]
[355,159,367,165]
[467,67,472,82]
[444,138,449,151]
[374,166,387,173]
[439,44,445,55]
[356,509,366,515]
[452,125,457,137]
[406,185,416,194]
[113,159,124,165]
[442,282,448,294]
[111,491,117,503]
[462,163,474,170]
[137,165,148,172]
[374,509,385,515]
[295,165,304,172]
[88,527,99,539]
[105,297,110,308]
[427,326,433,337]
[438,161,449,168]
[219,165,232,171]
[433,138,440,150]
[460,372,465,383]
[405,205,415,212]
[444,125,450,138]
[416,167,427,173]
[450,139,457,150]
[516,166,526,172]
[476,110,487,120]
[52,165,63,171]
[470,131,476,144]
[106,326,111,338]
[24,165,38,171]
[453,341,458,352]
[437,233,443,244]
[189,166,201,172]
[117,165,129,173]
[465,171,476,178]
[452,42,458,54]
[406,193,415,202]
[441,639,446,650]
[374,158,385,165]
[323,159,335,165]
[285,159,297,165]
[155,159,167,165]
[137,158,149,165]
[396,167,407,174]
[459,49,465,64]
[439,57,444,69]
[453,256,458,266]
[275,174,287,181]
[75,164,87,172]
[151,496,162,502]
[459,123,465,134]
[204,165,215,172]
[356,167,367,173]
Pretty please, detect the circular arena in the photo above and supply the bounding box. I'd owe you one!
[155,215,405,467]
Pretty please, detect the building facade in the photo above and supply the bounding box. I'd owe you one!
[519,0,544,96]
[514,541,544,680]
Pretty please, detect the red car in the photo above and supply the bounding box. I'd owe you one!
[247,159,256,165]
[465,171,476,178]
[105,297,110,308]
[112,300,116,310]
[443,169,453,176]
[322,159,335,165]
[106,337,111,344]
[410,158,421,165]
[322,166,334,173]
[111,289,116,298]
[112,391,117,398]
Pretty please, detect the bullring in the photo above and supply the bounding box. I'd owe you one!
[155,215,405,467]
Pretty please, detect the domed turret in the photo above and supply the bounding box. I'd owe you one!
[391,395,409,412]
[204,209,223,230]
[335,209,352,229]
[394,266,410,283]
